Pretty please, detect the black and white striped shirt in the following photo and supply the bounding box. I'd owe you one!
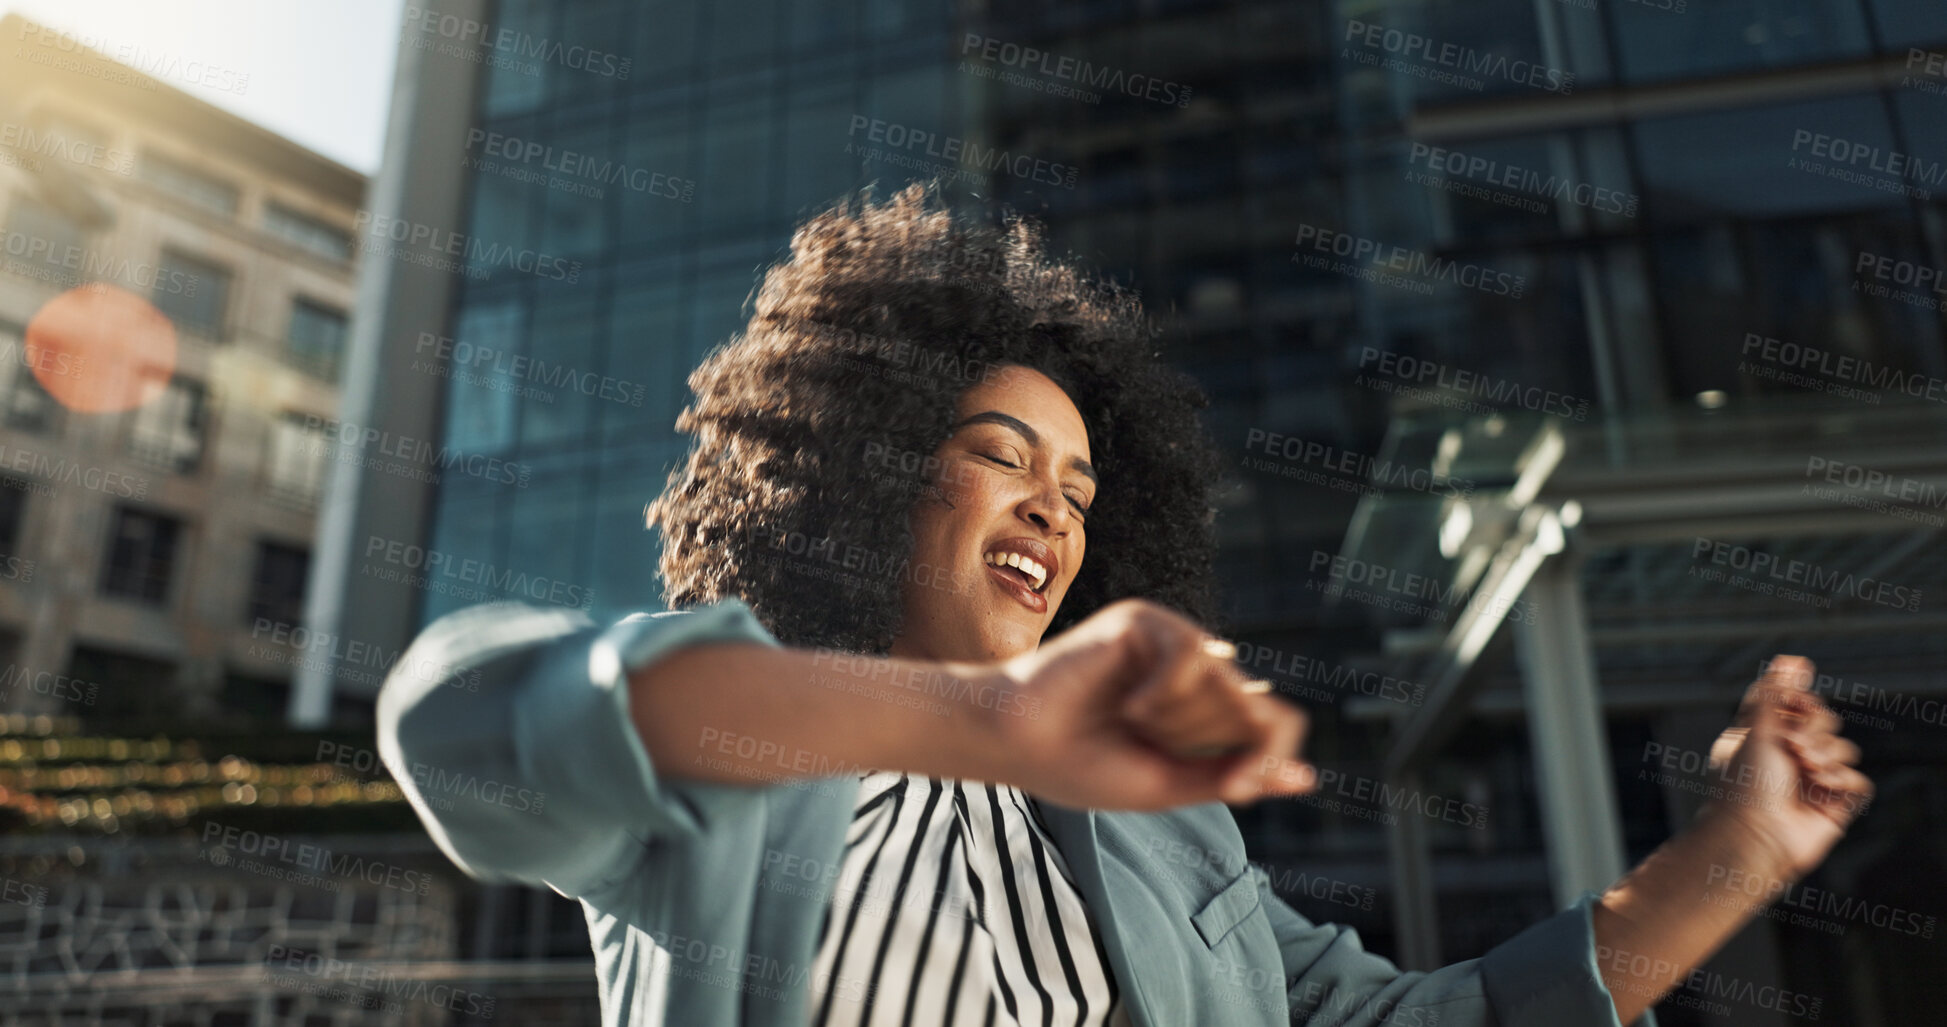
[808,770,1133,1027]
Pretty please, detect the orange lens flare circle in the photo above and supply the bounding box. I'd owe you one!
[23,283,178,413]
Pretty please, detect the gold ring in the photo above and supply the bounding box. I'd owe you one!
[1239,679,1272,695]
[1200,637,1238,661]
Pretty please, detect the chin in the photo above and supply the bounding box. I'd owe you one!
[992,611,1053,656]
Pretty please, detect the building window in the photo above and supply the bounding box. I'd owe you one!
[264,203,352,262]
[99,506,182,604]
[287,299,347,378]
[2,196,85,282]
[246,540,309,628]
[0,323,58,433]
[138,151,239,217]
[151,249,231,338]
[68,644,176,724]
[264,411,329,508]
[126,377,206,473]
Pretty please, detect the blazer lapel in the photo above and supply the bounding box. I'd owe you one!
[1036,803,1159,1027]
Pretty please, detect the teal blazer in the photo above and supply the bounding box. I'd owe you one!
[378,599,1626,1027]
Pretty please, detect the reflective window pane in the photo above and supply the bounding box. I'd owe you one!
[443,300,523,453]
[99,505,182,605]
[126,377,206,474]
[263,204,353,263]
[696,96,775,236]
[152,249,232,339]
[1611,1,1873,84]
[138,151,238,217]
[1633,96,1914,222]
[287,299,346,379]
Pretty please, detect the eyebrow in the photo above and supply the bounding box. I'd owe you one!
[953,410,1099,486]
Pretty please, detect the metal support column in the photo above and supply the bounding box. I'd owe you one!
[1513,550,1628,906]
[1384,503,1567,969]
[289,0,488,725]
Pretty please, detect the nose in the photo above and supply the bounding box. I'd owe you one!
[1017,479,1072,536]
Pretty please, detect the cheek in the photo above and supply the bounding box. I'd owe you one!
[930,461,1008,517]
[933,459,987,508]
[909,472,985,553]
[906,498,952,559]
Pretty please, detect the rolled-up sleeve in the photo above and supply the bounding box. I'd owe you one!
[375,598,779,898]
[1251,865,1625,1027]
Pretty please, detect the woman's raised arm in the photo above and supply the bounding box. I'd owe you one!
[378,596,1319,897]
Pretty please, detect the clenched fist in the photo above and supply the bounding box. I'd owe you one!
[975,599,1317,811]
[1703,654,1874,880]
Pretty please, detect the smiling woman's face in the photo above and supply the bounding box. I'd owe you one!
[890,364,1096,663]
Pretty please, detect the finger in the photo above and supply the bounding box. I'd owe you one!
[1798,701,1842,739]
[1744,655,1814,712]
[1742,655,1818,735]
[1130,674,1273,758]
[1792,733,1862,769]
[1154,723,1254,761]
[1802,766,1874,824]
[1775,692,1842,740]
[1128,692,1251,760]
[1123,683,1260,762]
[1220,698,1310,802]
[1122,631,1234,720]
[1157,681,1276,757]
[1126,648,1261,745]
[1707,726,1748,773]
[1130,739,1262,811]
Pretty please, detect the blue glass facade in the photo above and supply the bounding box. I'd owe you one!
[409,2,1947,1018]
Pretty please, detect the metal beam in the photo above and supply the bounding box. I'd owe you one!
[1586,612,1947,646]
[1384,505,1567,779]
[1381,506,1567,976]
[1405,52,1922,144]
[1514,553,1628,907]
[290,0,487,726]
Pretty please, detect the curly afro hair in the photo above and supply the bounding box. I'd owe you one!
[648,182,1222,653]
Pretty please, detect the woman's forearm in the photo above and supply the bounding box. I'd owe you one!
[629,643,1008,788]
[1589,809,1793,1024]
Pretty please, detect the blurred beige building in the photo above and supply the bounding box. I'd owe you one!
[0,14,363,726]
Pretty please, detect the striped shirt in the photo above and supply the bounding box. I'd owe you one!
[808,770,1133,1027]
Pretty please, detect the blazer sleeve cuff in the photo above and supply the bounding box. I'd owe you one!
[1479,890,1627,1027]
[510,599,780,890]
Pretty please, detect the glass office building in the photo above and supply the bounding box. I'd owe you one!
[344,1,1947,1021]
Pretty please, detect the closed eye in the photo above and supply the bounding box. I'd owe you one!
[984,452,1089,518]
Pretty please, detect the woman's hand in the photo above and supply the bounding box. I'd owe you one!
[1698,654,1874,882]
[975,598,1317,811]
[1591,655,1874,1022]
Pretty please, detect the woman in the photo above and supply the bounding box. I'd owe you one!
[378,183,1872,1026]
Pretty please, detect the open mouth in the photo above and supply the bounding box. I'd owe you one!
[983,549,1050,593]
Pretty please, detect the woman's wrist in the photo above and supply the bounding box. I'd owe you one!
[1591,815,1792,1022]
[808,652,1016,782]
[1687,800,1804,895]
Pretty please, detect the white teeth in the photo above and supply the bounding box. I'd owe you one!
[985,550,1051,591]
[1022,559,1047,590]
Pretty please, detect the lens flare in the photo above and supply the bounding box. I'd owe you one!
[24,283,179,413]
